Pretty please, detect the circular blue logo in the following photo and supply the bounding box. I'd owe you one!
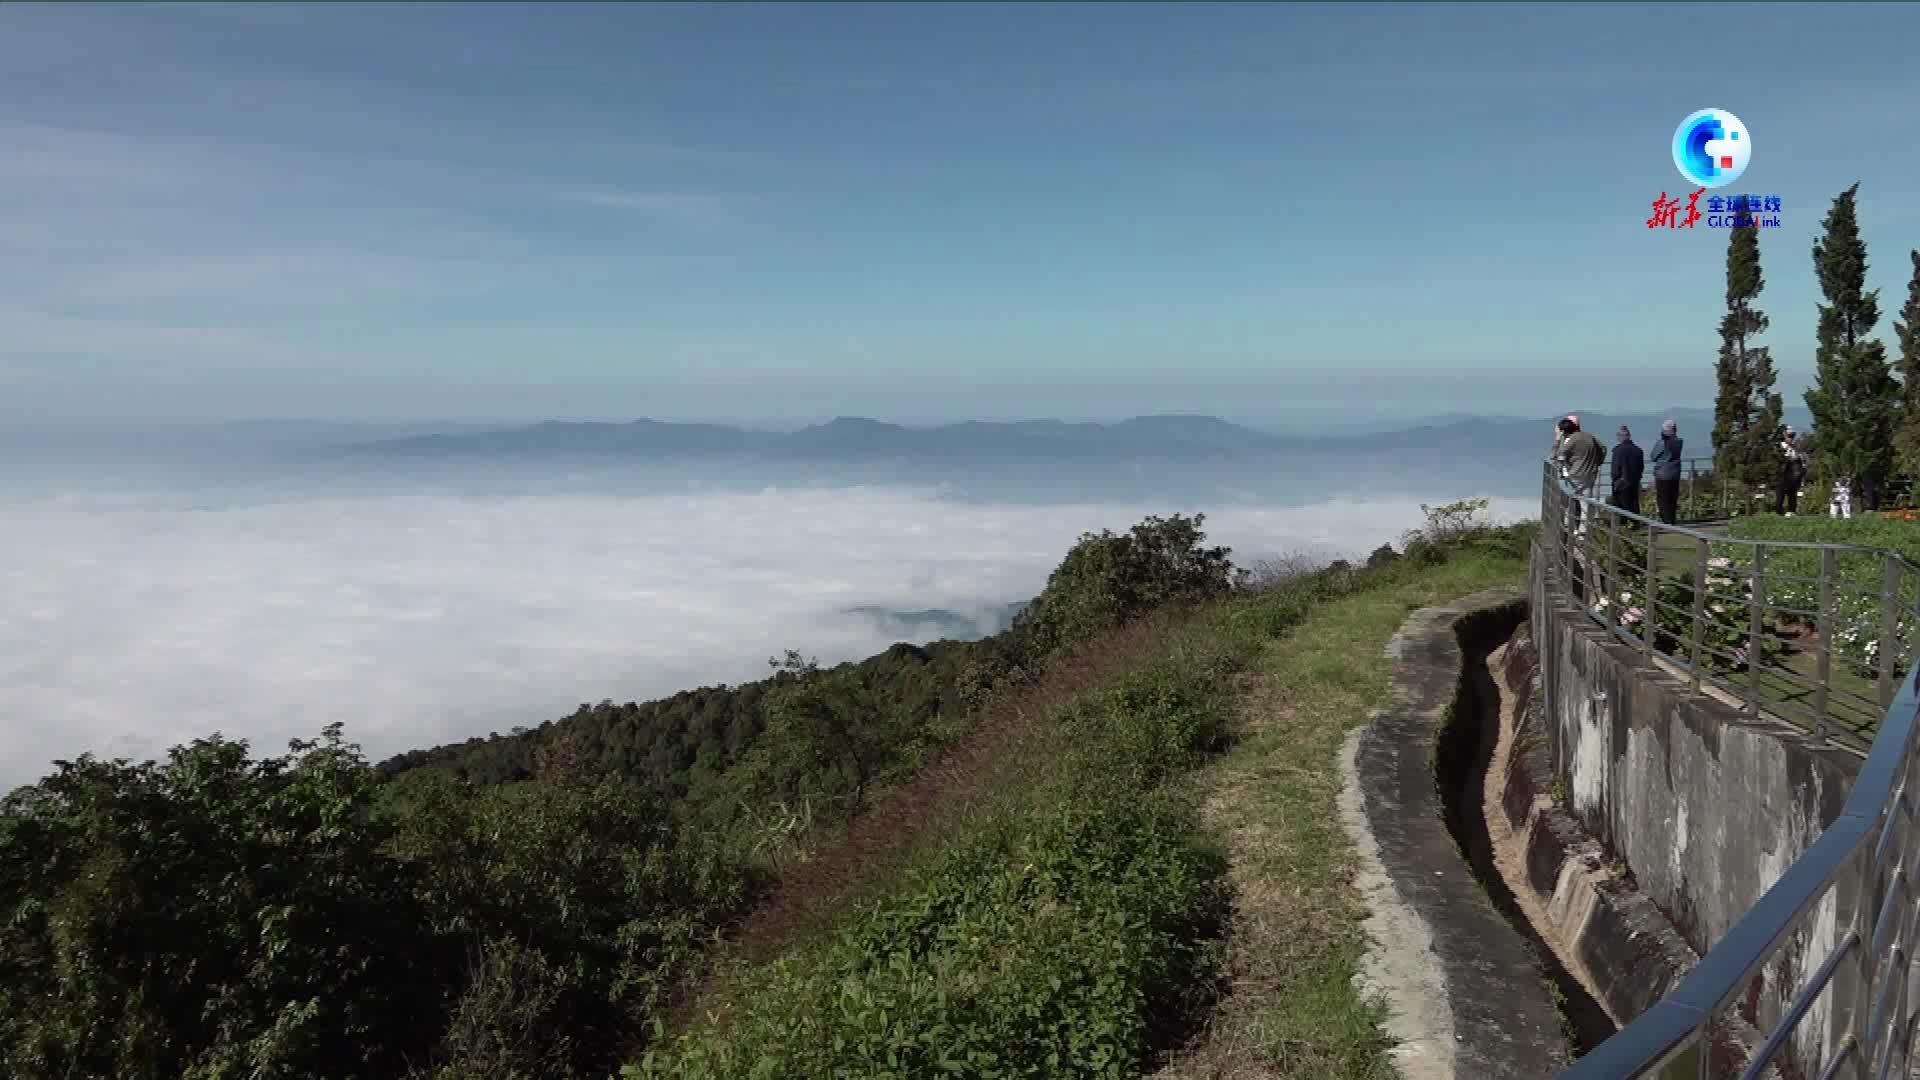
[1672,109,1750,189]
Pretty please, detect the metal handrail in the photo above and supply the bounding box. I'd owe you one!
[1540,460,1920,750]
[1543,459,1920,1079]
[1598,453,1916,528]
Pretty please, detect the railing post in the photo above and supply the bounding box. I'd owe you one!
[1814,547,1834,744]
[1549,469,1564,579]
[1691,537,1708,691]
[1750,546,1767,716]
[1850,836,1879,1080]
[1644,515,1658,656]
[1910,564,1920,698]
[1880,554,1899,710]
[1606,513,1620,625]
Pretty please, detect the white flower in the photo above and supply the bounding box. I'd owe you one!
[1711,604,1727,615]
[1708,557,1732,569]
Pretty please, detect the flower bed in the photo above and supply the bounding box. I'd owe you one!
[1723,516,1920,680]
[1588,551,1778,674]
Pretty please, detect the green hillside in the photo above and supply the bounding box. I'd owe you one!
[0,507,1531,1080]
[637,505,1531,1078]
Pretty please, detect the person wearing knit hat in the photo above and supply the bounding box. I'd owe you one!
[1650,419,1684,524]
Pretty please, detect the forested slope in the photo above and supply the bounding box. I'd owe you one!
[0,513,1240,1080]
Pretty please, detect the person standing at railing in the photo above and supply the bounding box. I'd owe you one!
[1555,416,1605,534]
[1547,413,1577,478]
[1610,425,1645,517]
[1650,419,1684,524]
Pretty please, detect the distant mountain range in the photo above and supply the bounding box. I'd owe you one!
[351,406,1814,463]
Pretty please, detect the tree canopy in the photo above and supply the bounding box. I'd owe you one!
[1712,219,1784,491]
[1805,183,1899,508]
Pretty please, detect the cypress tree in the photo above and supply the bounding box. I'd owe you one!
[1711,218,1782,492]
[1805,183,1898,509]
[1894,249,1920,484]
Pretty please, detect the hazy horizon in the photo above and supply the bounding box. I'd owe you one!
[0,372,1765,431]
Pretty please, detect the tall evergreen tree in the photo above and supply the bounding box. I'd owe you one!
[1893,249,1920,483]
[1805,183,1899,509]
[1711,219,1783,492]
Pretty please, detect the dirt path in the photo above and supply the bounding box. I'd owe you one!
[667,608,1191,1029]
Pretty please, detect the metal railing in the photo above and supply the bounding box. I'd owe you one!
[1542,460,1920,752]
[1543,461,1920,1079]
[1589,455,1914,524]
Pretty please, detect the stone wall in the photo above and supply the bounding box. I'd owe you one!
[1529,549,1862,1073]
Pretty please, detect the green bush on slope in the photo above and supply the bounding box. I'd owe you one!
[0,726,756,1080]
[627,523,1538,1080]
[627,662,1240,1080]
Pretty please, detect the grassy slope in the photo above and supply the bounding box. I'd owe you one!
[1158,549,1524,1078]
[635,535,1527,1079]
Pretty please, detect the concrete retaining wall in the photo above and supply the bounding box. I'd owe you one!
[1529,549,1862,1072]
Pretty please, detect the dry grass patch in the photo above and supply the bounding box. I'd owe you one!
[1157,556,1524,1079]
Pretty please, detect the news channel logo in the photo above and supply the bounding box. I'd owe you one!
[1672,109,1750,189]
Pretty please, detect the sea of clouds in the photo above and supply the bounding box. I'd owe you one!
[0,463,1534,790]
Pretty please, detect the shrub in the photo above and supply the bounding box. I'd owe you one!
[1589,562,1778,672]
[1409,497,1492,545]
[1725,516,1920,678]
[627,620,1255,1079]
[1010,513,1238,660]
[1243,552,1325,591]
[0,727,758,1080]
[387,773,754,1077]
[1397,498,1533,565]
[426,939,579,1080]
[0,727,445,1080]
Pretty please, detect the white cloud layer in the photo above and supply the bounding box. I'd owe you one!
[0,477,1532,789]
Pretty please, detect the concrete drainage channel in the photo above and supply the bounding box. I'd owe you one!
[1434,604,1616,1056]
[1341,590,1700,1078]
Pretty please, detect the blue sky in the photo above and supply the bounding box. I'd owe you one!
[4,2,1919,426]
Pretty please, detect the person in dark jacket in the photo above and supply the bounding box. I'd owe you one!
[1774,427,1806,514]
[1610,425,1645,517]
[1649,419,1684,524]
